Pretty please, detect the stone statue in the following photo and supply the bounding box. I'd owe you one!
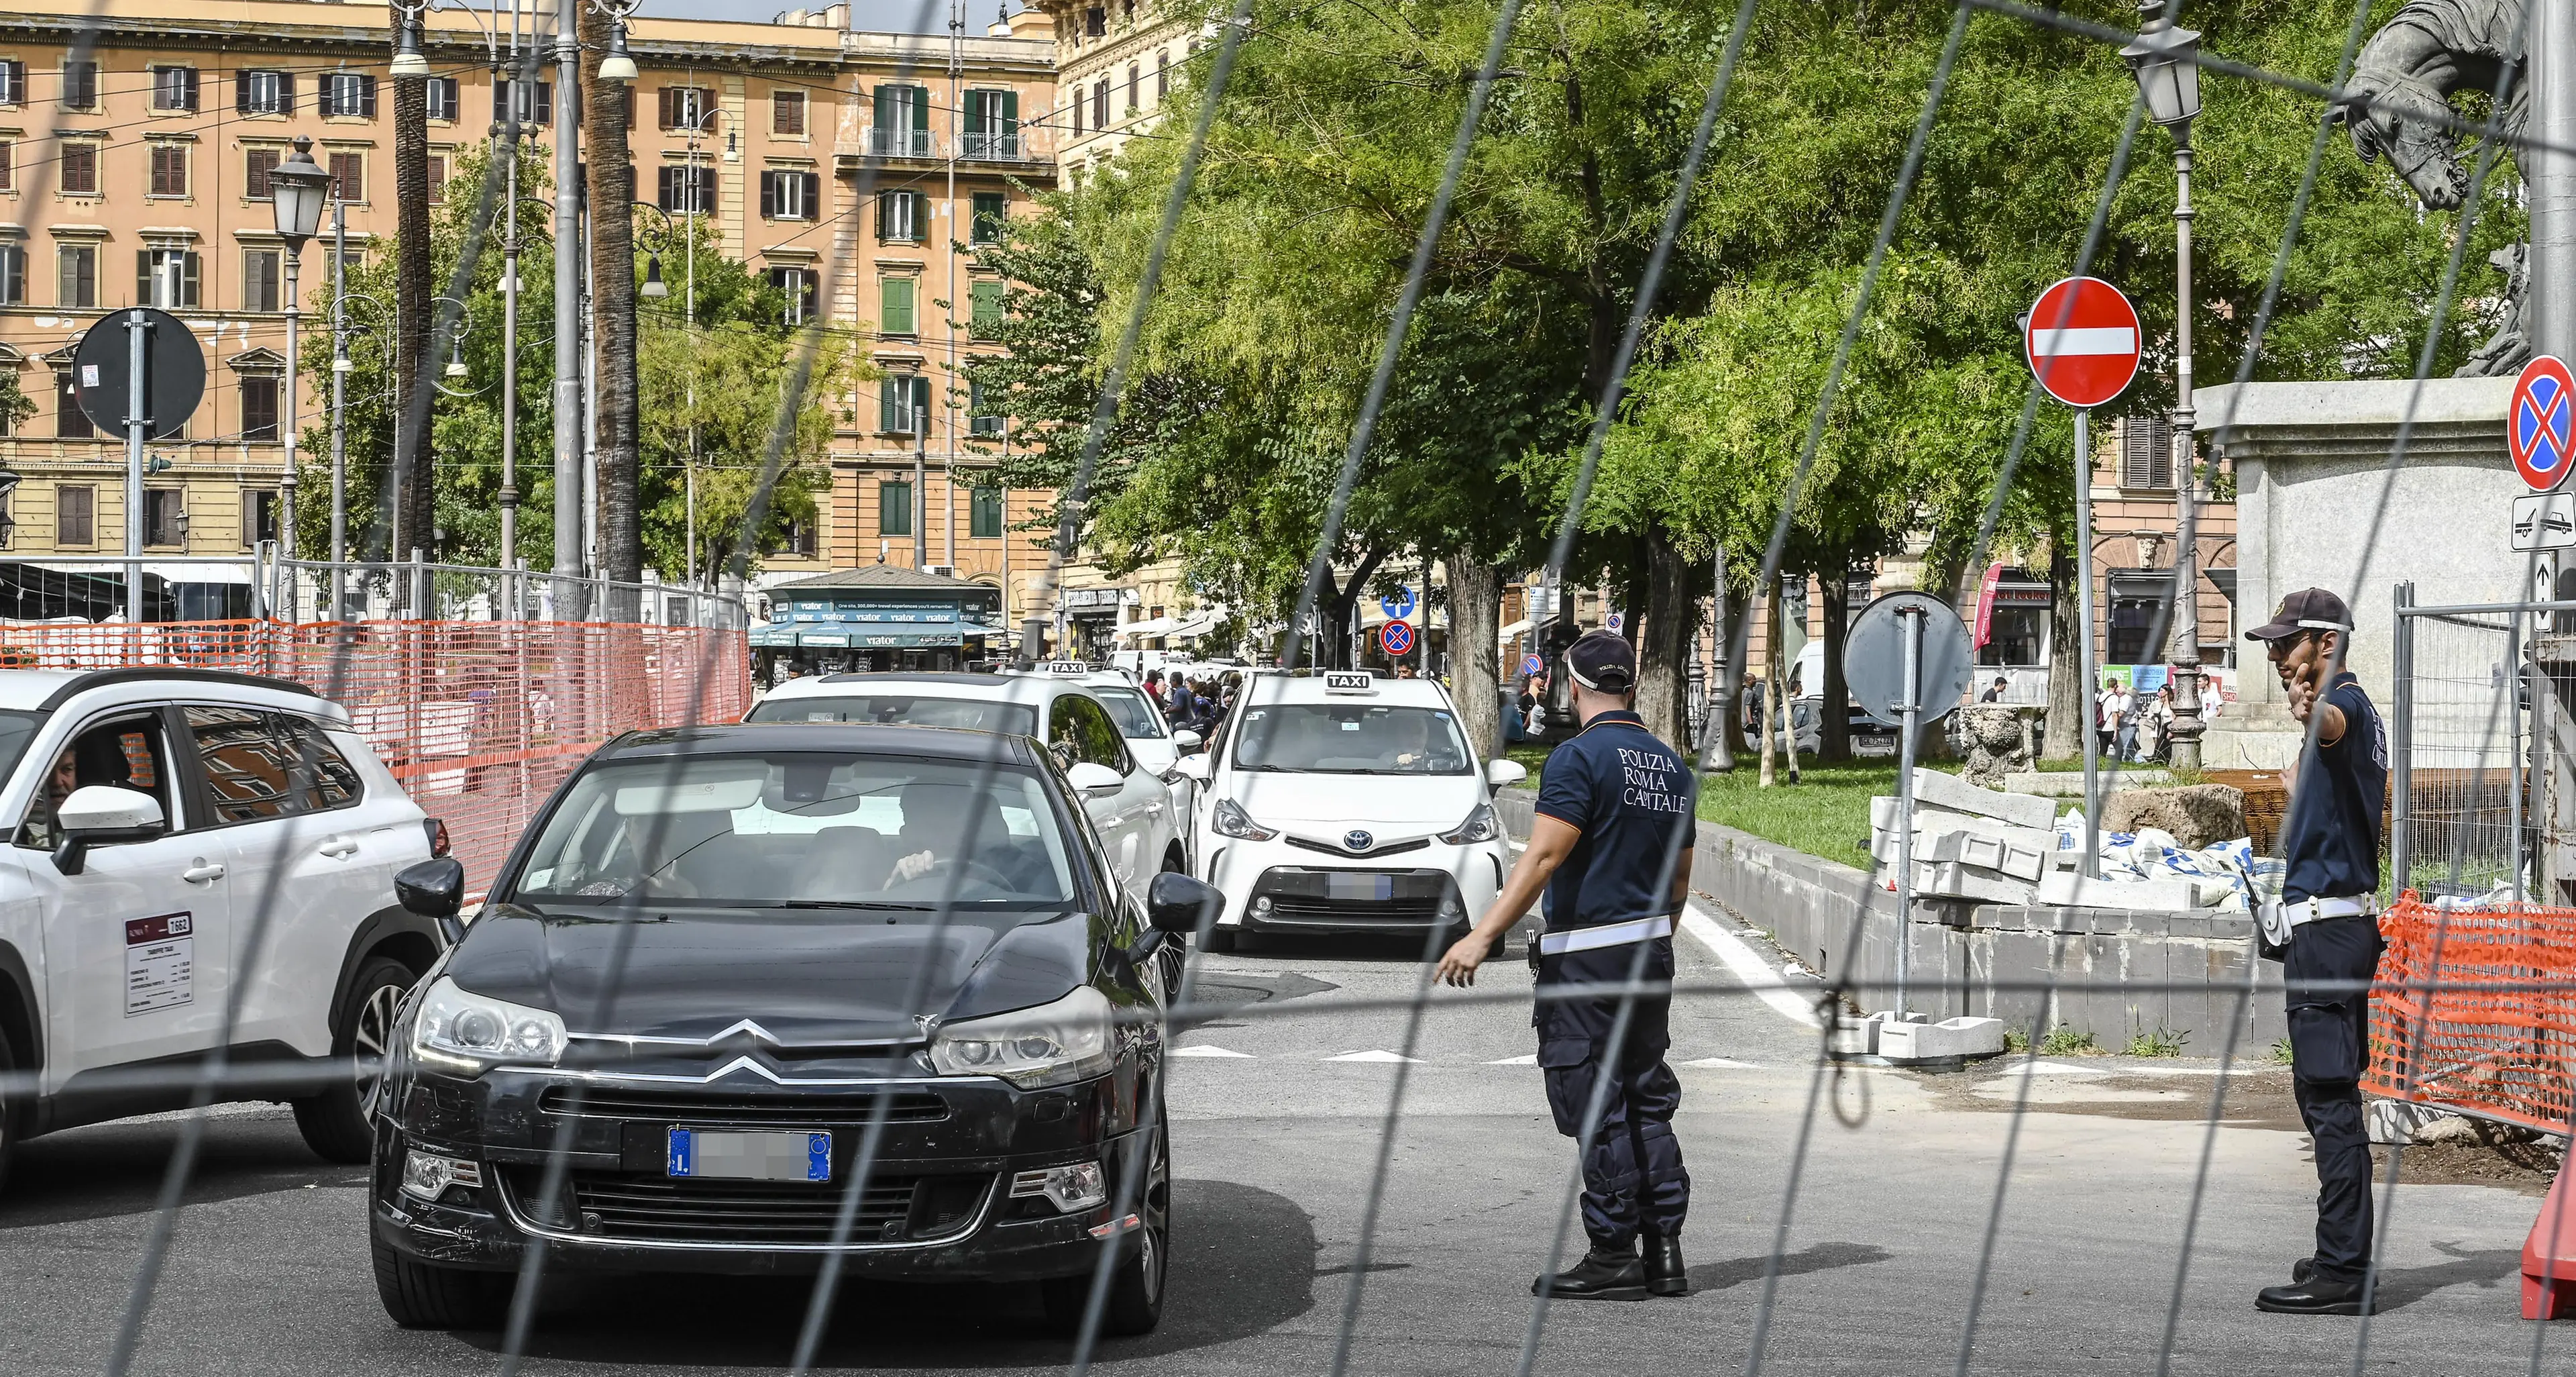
[1953,703,2035,788]
[2341,0,2532,374]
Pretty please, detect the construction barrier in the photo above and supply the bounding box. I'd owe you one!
[2366,895,2576,1139]
[0,618,751,888]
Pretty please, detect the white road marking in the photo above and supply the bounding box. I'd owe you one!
[1324,1050,1424,1064]
[1678,1056,1762,1069]
[1678,904,1823,1029]
[1173,1045,1254,1058]
[1487,1053,1538,1066]
[1998,1060,2112,1076]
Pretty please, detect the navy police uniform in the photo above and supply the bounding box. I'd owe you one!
[1530,707,1695,1251]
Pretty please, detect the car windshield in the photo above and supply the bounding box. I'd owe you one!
[744,694,1036,737]
[1090,687,1165,739]
[1230,703,1472,775]
[511,753,1077,909]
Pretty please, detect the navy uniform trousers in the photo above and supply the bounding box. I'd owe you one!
[2284,913,2384,1282]
[1534,937,1690,1247]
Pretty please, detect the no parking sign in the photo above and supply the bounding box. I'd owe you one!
[1379,620,1415,656]
[1521,653,1544,676]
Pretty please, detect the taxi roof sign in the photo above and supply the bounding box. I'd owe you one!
[1322,672,1377,693]
[1042,660,1092,675]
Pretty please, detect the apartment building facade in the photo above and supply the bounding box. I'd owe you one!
[0,0,1057,628]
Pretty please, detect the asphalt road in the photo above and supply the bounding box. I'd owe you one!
[1,906,2563,1376]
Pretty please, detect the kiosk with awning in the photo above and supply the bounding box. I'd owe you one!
[754,566,1005,680]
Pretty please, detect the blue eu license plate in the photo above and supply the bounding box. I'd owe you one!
[666,1128,832,1182]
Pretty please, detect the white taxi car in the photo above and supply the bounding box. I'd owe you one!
[745,670,1187,889]
[1178,670,1523,952]
[0,668,445,1193]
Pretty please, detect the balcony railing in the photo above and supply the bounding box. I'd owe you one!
[961,131,1025,162]
[867,128,934,158]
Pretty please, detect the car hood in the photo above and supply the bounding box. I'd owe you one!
[1228,771,1481,827]
[1125,737,1177,774]
[443,902,1099,1043]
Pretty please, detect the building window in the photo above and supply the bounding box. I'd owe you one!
[964,89,1020,158]
[880,374,930,434]
[1071,91,1083,137]
[243,249,280,312]
[56,246,96,308]
[153,65,200,112]
[56,485,94,544]
[426,153,447,204]
[0,140,11,193]
[425,76,460,122]
[142,490,185,548]
[321,72,376,119]
[970,191,1006,246]
[969,380,1005,437]
[241,374,280,442]
[62,59,98,112]
[879,275,916,336]
[494,79,551,126]
[761,169,816,221]
[1157,50,1169,102]
[244,490,278,548]
[1083,5,1106,37]
[971,486,1004,539]
[0,245,23,305]
[1127,63,1140,114]
[54,372,91,440]
[148,142,189,198]
[875,188,921,243]
[1092,80,1108,132]
[137,249,201,309]
[871,84,929,156]
[2121,414,2175,491]
[969,278,1004,338]
[60,142,98,196]
[773,89,806,136]
[879,479,914,536]
[328,151,364,203]
[657,164,715,214]
[244,146,280,200]
[0,60,23,107]
[659,85,715,132]
[767,266,818,325]
[235,68,292,116]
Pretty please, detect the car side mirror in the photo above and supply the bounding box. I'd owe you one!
[396,856,467,921]
[1067,761,1124,795]
[51,786,168,875]
[1484,759,1528,788]
[1171,729,1202,752]
[1172,756,1212,783]
[1144,870,1222,933]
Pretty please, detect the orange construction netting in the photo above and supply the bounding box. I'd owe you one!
[0,618,750,890]
[2367,895,2576,1138]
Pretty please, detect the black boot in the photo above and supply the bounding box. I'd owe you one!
[1640,1230,1688,1296]
[2255,1276,2371,1315]
[1532,1245,1647,1301]
[2290,1258,2314,1285]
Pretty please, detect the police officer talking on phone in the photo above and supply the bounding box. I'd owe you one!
[2245,589,2388,1316]
[1437,630,1695,1302]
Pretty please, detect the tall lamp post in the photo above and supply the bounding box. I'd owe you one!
[268,137,331,620]
[2123,1,2205,769]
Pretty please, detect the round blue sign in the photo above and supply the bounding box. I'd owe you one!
[1379,586,1415,620]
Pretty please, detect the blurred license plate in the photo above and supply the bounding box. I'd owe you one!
[1326,873,1395,901]
[666,1128,831,1182]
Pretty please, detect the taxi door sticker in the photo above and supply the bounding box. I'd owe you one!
[125,911,194,1015]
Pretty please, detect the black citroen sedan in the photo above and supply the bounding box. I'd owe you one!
[365,723,1210,1335]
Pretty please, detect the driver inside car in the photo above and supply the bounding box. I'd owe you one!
[885,778,1010,888]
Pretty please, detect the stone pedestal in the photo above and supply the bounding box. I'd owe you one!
[2194,377,2519,768]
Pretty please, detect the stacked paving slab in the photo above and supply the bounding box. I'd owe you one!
[1870,770,2059,906]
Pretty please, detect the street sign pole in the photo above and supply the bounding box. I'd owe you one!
[1892,604,1923,1016]
[125,309,148,626]
[2075,407,2100,878]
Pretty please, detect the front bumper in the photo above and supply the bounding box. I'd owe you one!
[371,1065,1155,1281]
[1201,833,1505,935]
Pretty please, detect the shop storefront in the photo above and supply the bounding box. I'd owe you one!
[1970,564,2053,705]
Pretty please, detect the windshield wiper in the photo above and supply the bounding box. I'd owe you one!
[770,899,936,910]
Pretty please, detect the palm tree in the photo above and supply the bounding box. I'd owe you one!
[392,4,433,578]
[581,3,641,619]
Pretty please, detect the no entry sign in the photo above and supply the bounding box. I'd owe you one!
[2023,276,2141,409]
[1379,620,1414,656]
[2512,354,2575,492]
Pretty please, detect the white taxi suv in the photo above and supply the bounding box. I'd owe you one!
[1178,670,1523,952]
[0,668,445,1193]
[745,670,1187,890]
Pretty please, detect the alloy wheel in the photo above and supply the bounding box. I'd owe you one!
[353,982,404,1117]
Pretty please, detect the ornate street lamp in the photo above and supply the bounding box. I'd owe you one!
[269,136,332,615]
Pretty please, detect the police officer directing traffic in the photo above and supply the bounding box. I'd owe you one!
[2245,589,2388,1316]
[1437,630,1695,1302]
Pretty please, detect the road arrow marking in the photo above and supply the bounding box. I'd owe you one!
[1172,1045,1253,1058]
[1325,1050,1423,1064]
[1679,1057,1761,1069]
[1487,1054,1538,1065]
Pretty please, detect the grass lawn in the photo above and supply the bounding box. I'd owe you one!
[1503,742,1939,872]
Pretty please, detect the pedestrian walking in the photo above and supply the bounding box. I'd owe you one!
[2096,674,2118,756]
[1436,629,1695,1302]
[1981,675,2008,703]
[2138,685,2174,763]
[1143,669,1165,707]
[2110,679,2137,762]
[2244,589,2388,1316]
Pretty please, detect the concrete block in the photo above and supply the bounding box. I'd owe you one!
[1829,1011,1908,1056]
[1914,860,2038,906]
[1881,1015,2008,1062]
[2004,769,2169,797]
[1925,827,2050,881]
[2037,872,2232,911]
[1911,768,2057,829]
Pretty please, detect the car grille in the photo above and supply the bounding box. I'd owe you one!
[504,1168,991,1246]
[1252,866,1459,926]
[1286,835,1430,859]
[535,1086,950,1125]
[1263,893,1449,922]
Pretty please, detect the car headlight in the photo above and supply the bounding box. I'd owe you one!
[929,985,1116,1088]
[1439,801,1501,845]
[1212,797,1276,842]
[409,975,568,1075]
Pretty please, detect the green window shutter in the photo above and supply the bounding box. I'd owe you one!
[971,487,1003,539]
[1000,90,1018,136]
[880,480,913,536]
[970,279,1003,336]
[873,85,894,128]
[910,85,930,132]
[964,89,988,131]
[910,375,932,422]
[881,276,914,336]
[880,378,902,432]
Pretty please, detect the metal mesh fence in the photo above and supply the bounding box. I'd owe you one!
[2392,593,2527,902]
